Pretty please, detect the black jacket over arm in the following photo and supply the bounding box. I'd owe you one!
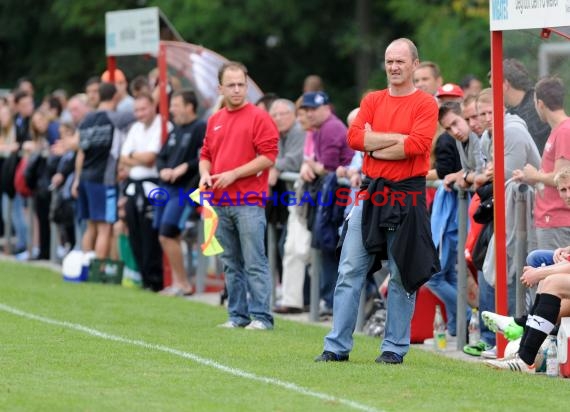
[361,176,440,294]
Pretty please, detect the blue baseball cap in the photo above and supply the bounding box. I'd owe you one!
[300,91,330,108]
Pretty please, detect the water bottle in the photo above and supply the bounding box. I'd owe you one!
[468,308,480,346]
[433,304,446,351]
[546,336,559,377]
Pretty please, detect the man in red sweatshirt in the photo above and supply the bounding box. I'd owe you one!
[199,61,279,330]
[315,38,439,364]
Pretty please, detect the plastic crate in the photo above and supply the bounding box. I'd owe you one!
[88,259,124,284]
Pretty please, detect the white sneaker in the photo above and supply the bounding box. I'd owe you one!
[481,346,497,359]
[484,354,535,373]
[15,250,30,261]
[217,321,243,328]
[245,320,272,330]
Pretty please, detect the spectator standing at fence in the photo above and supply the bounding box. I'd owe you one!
[26,109,59,260]
[513,76,570,250]
[299,91,353,316]
[474,88,540,187]
[72,82,134,260]
[8,91,34,257]
[272,102,315,314]
[503,59,550,154]
[431,101,483,337]
[315,38,439,363]
[0,104,26,255]
[120,93,165,292]
[199,61,279,330]
[155,90,205,297]
[267,98,305,304]
[468,88,540,356]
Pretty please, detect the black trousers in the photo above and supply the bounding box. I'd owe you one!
[34,191,51,260]
[124,183,163,291]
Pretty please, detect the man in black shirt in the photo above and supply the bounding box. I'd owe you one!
[155,90,206,296]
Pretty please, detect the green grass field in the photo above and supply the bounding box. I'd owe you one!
[0,260,568,412]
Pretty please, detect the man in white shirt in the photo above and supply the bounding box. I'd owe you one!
[120,93,164,291]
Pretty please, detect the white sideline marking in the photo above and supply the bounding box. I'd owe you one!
[0,303,381,412]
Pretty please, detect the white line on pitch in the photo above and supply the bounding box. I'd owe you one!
[0,303,381,412]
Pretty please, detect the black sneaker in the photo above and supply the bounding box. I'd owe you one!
[375,351,403,364]
[314,351,349,362]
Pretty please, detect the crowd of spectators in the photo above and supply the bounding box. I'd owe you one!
[1,54,569,373]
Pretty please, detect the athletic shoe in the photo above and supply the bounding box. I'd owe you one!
[314,351,349,362]
[481,311,524,341]
[217,321,244,328]
[481,346,497,359]
[463,341,492,356]
[244,320,272,330]
[484,354,535,373]
[375,351,403,364]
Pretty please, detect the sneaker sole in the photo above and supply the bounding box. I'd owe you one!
[481,312,501,333]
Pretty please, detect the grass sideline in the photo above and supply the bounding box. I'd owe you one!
[0,261,568,412]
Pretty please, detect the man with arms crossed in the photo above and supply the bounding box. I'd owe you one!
[315,38,439,363]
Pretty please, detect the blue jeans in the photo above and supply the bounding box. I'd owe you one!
[323,202,416,357]
[477,270,496,346]
[320,249,339,309]
[215,206,273,328]
[478,269,518,346]
[2,194,28,251]
[526,250,554,267]
[426,228,460,335]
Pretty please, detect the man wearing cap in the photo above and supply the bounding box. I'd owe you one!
[315,38,439,364]
[436,83,464,105]
[299,90,353,316]
[101,69,135,113]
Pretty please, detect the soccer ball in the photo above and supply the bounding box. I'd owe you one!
[534,339,549,373]
[504,338,521,359]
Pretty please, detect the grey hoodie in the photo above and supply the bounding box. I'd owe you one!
[479,113,541,180]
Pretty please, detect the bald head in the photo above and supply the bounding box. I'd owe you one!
[385,38,419,93]
[387,38,419,62]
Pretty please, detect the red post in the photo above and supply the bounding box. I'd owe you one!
[106,56,116,82]
[157,42,172,289]
[491,30,508,358]
[158,42,169,144]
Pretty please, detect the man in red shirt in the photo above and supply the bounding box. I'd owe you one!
[199,61,279,330]
[513,76,570,250]
[315,38,439,364]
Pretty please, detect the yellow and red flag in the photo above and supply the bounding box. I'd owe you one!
[189,188,224,256]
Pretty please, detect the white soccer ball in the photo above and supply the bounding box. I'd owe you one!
[504,338,521,359]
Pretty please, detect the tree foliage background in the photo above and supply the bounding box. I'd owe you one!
[0,0,492,118]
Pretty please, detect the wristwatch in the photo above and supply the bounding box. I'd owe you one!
[463,171,470,184]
